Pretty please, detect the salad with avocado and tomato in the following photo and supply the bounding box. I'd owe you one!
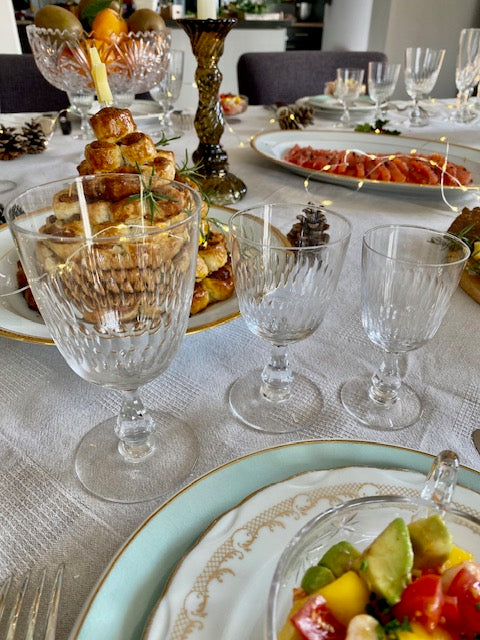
[279,513,479,640]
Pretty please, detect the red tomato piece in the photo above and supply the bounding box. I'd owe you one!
[446,565,480,634]
[393,574,444,632]
[290,595,345,640]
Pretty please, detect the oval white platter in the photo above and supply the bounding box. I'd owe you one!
[251,129,480,199]
[143,465,480,640]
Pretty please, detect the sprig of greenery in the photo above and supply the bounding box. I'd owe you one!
[176,150,205,184]
[155,132,181,147]
[450,222,480,275]
[129,165,176,224]
[355,119,401,136]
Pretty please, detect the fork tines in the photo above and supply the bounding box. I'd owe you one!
[0,565,64,640]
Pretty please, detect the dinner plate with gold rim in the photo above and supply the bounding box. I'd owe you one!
[0,206,239,345]
[69,441,479,639]
[143,465,480,639]
[250,129,480,199]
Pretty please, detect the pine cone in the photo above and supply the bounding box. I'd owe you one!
[22,120,47,155]
[0,125,26,161]
[277,104,315,130]
[287,203,330,247]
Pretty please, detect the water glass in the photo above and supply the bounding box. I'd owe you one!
[367,61,401,121]
[149,49,185,136]
[404,47,445,126]
[341,225,469,430]
[334,67,364,127]
[454,28,480,123]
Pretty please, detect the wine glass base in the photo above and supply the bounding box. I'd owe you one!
[340,376,422,431]
[228,368,323,433]
[0,180,16,195]
[75,411,199,503]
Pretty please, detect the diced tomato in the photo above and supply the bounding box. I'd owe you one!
[446,565,480,634]
[393,574,444,632]
[290,595,345,640]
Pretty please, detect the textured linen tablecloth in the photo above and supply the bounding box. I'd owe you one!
[1,102,480,638]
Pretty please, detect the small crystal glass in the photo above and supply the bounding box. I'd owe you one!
[334,67,365,127]
[367,61,401,121]
[67,90,95,139]
[340,225,469,431]
[228,203,351,433]
[6,174,201,503]
[404,47,446,127]
[454,28,480,124]
[149,49,185,136]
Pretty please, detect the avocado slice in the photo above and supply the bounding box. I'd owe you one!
[408,513,453,569]
[359,518,413,605]
[300,565,335,593]
[318,541,361,578]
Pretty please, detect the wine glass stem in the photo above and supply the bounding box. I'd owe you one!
[115,390,155,462]
[261,344,293,402]
[369,351,402,406]
[340,101,351,125]
[79,110,90,137]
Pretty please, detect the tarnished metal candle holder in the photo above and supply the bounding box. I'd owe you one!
[178,18,247,205]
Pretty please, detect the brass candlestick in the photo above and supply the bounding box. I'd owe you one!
[178,18,247,205]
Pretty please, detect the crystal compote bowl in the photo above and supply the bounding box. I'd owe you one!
[27,25,170,133]
[6,174,201,503]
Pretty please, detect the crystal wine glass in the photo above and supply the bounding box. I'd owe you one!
[340,224,469,431]
[228,203,351,433]
[404,47,446,127]
[367,61,401,121]
[333,67,365,128]
[6,174,201,503]
[67,90,95,139]
[454,28,480,124]
[149,49,185,137]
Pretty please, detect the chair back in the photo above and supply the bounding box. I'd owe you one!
[0,54,69,113]
[237,50,388,105]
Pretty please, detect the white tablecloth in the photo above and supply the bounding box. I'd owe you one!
[1,101,480,638]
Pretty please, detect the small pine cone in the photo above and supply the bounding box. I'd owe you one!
[287,203,330,247]
[22,120,47,154]
[277,105,301,130]
[0,125,26,161]
[292,104,314,126]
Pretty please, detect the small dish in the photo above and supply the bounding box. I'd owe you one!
[220,93,248,118]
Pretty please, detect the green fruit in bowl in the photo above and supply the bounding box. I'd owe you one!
[33,5,84,39]
[127,9,167,34]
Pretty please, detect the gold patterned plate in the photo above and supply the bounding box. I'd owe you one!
[0,207,239,344]
[143,465,480,639]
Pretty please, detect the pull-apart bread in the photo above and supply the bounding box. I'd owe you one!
[77,106,234,316]
[20,107,234,319]
[448,206,480,304]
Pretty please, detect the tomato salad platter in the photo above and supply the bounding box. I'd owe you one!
[250,130,480,199]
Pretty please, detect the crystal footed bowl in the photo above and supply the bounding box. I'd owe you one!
[266,451,480,639]
[27,24,171,97]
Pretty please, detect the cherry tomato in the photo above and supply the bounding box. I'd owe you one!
[446,565,480,634]
[290,595,345,640]
[393,574,444,632]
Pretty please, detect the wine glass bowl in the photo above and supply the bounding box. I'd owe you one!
[228,203,351,433]
[334,67,365,127]
[340,224,469,431]
[404,47,446,127]
[149,49,185,136]
[367,61,401,121]
[5,174,202,503]
[26,25,170,114]
[454,28,480,124]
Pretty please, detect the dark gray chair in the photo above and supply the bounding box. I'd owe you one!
[237,50,388,105]
[0,54,69,113]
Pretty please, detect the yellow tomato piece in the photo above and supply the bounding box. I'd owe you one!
[397,621,452,640]
[316,570,370,627]
[441,544,475,571]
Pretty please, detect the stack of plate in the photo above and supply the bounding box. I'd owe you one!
[298,94,376,120]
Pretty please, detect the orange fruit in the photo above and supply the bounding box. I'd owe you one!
[91,8,127,41]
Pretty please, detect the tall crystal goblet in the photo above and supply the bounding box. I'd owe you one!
[367,61,401,121]
[340,225,469,431]
[149,49,185,137]
[67,90,95,139]
[334,67,365,128]
[6,174,201,502]
[404,47,445,127]
[454,28,480,124]
[228,203,351,433]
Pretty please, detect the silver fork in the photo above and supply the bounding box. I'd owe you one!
[0,565,64,640]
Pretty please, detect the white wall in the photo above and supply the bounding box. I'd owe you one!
[0,0,22,54]
[369,0,480,99]
[321,0,374,51]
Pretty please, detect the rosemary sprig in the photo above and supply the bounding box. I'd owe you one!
[176,150,205,185]
[155,132,181,147]
[451,222,480,276]
[129,165,177,224]
[355,119,401,136]
[198,216,229,245]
